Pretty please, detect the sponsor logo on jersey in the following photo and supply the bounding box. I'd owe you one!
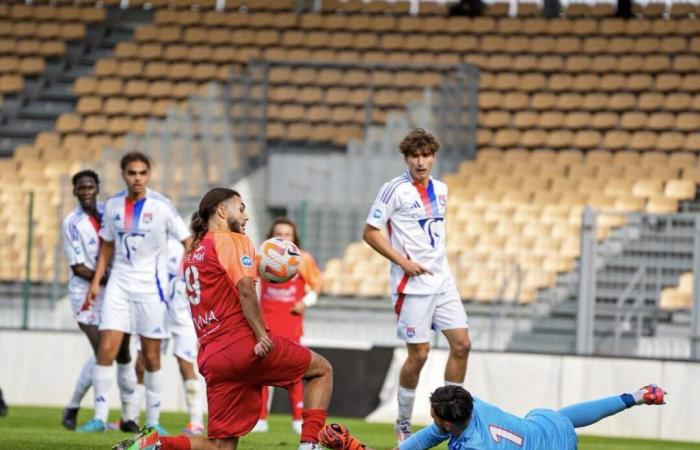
[193,310,218,330]
[373,208,383,219]
[241,255,253,267]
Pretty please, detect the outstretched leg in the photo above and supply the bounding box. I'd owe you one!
[559,385,666,428]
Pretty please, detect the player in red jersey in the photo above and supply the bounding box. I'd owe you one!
[113,187,333,450]
[252,218,324,434]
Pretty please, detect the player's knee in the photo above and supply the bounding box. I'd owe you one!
[307,352,333,380]
[450,336,471,358]
[142,351,161,371]
[408,344,430,365]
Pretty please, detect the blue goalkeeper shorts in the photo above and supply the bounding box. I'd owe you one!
[525,409,578,450]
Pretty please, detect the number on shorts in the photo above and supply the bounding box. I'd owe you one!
[489,425,523,446]
[184,266,201,305]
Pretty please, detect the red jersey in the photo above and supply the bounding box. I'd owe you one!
[259,250,323,341]
[183,230,258,364]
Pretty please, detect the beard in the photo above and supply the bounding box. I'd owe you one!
[227,216,244,234]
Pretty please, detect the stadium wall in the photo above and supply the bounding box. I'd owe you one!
[2,330,698,442]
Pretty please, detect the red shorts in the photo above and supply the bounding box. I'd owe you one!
[199,332,312,438]
[261,299,303,342]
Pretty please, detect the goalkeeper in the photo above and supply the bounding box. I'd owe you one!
[319,384,666,450]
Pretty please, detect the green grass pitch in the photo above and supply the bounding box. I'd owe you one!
[0,406,698,449]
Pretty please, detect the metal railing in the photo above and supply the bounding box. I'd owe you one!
[576,207,700,360]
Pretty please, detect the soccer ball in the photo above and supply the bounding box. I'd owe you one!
[258,237,301,283]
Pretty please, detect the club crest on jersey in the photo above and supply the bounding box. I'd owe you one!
[418,217,444,248]
[142,212,153,224]
[241,255,253,267]
[406,327,416,338]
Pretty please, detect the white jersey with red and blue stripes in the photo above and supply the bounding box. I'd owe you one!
[62,203,104,299]
[100,188,190,296]
[366,171,455,295]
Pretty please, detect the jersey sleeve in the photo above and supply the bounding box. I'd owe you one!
[98,203,115,242]
[214,233,258,287]
[299,251,323,293]
[398,424,449,450]
[62,216,85,266]
[366,182,401,229]
[166,204,191,242]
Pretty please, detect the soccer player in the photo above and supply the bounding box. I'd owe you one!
[319,384,667,450]
[61,170,136,431]
[252,218,324,434]
[132,236,204,435]
[77,152,191,434]
[362,128,470,444]
[113,187,333,450]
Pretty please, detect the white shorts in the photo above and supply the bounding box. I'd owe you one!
[167,302,198,363]
[133,325,198,363]
[69,290,104,327]
[99,279,169,339]
[392,286,469,343]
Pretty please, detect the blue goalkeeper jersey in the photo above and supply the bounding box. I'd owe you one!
[399,398,578,450]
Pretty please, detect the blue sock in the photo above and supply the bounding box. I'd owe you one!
[558,395,629,428]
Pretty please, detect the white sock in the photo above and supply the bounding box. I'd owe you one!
[131,383,146,422]
[144,370,162,425]
[184,379,204,427]
[397,385,416,422]
[444,380,462,387]
[117,361,138,421]
[93,364,113,422]
[67,355,95,408]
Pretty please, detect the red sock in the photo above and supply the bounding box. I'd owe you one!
[160,435,192,450]
[300,408,327,444]
[289,381,304,421]
[260,386,270,420]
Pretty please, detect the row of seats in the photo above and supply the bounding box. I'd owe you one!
[73,77,220,99]
[479,91,700,112]
[480,73,700,92]
[132,24,700,52]
[479,129,700,152]
[480,111,700,131]
[0,5,105,23]
[324,148,699,301]
[660,272,694,310]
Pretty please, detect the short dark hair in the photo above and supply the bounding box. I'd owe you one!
[72,169,99,187]
[267,217,301,248]
[430,385,474,426]
[120,151,151,171]
[399,128,440,157]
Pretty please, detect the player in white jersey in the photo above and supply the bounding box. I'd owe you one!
[133,236,204,435]
[363,129,471,445]
[61,170,138,432]
[77,152,191,435]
